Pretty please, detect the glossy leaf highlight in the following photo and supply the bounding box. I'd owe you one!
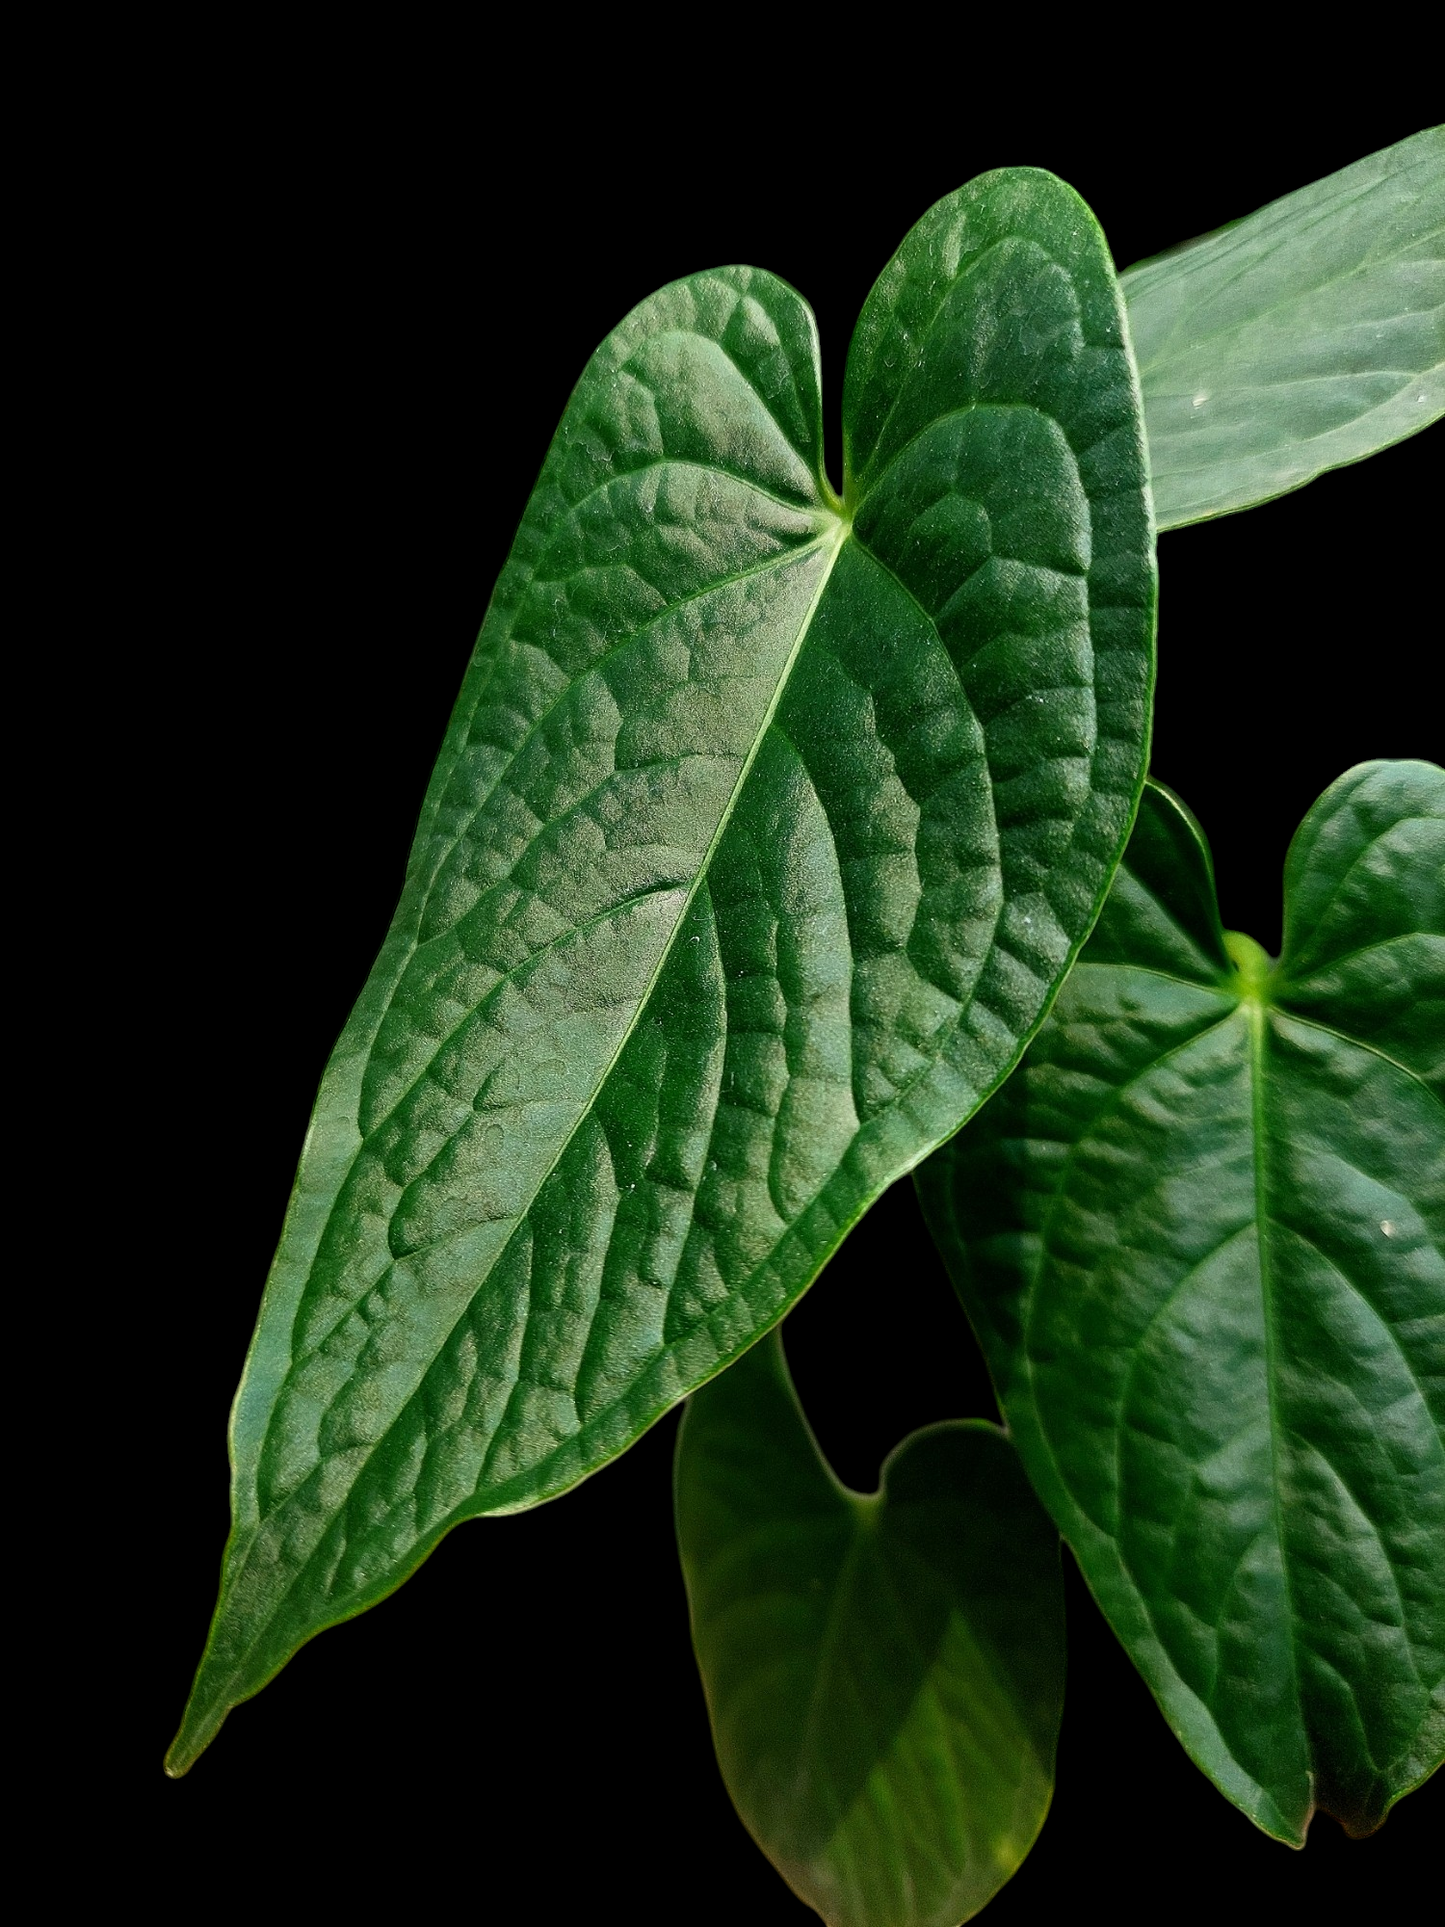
[169,167,1154,1771]
[676,1331,1064,1927]
[918,764,1445,1843]
[1123,129,1445,527]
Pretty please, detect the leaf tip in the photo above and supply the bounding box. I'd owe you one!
[163,1734,201,1780]
[163,1693,226,1780]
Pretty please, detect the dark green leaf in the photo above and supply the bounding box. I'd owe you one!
[169,167,1154,1771]
[1123,129,1445,527]
[676,1331,1064,1927]
[918,764,1445,1842]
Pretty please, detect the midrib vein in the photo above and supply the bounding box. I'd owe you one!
[1247,999,1311,1802]
[211,521,854,1709]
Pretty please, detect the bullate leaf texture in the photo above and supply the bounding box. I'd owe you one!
[168,167,1155,1772]
[1122,127,1445,528]
[675,1331,1064,1927]
[918,763,1445,1843]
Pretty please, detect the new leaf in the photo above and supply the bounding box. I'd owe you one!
[676,1332,1064,1927]
[169,167,1154,1770]
[919,763,1445,1842]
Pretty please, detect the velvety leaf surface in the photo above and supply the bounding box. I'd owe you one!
[676,1331,1064,1927]
[918,764,1445,1843]
[1122,129,1445,527]
[169,168,1154,1771]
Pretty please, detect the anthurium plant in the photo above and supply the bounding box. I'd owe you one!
[167,128,1442,1925]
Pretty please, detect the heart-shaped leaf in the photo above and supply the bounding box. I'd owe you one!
[675,1330,1064,1927]
[1122,127,1445,528]
[169,167,1154,1771]
[918,763,1445,1843]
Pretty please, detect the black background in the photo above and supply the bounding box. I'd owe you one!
[113,66,1441,1918]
